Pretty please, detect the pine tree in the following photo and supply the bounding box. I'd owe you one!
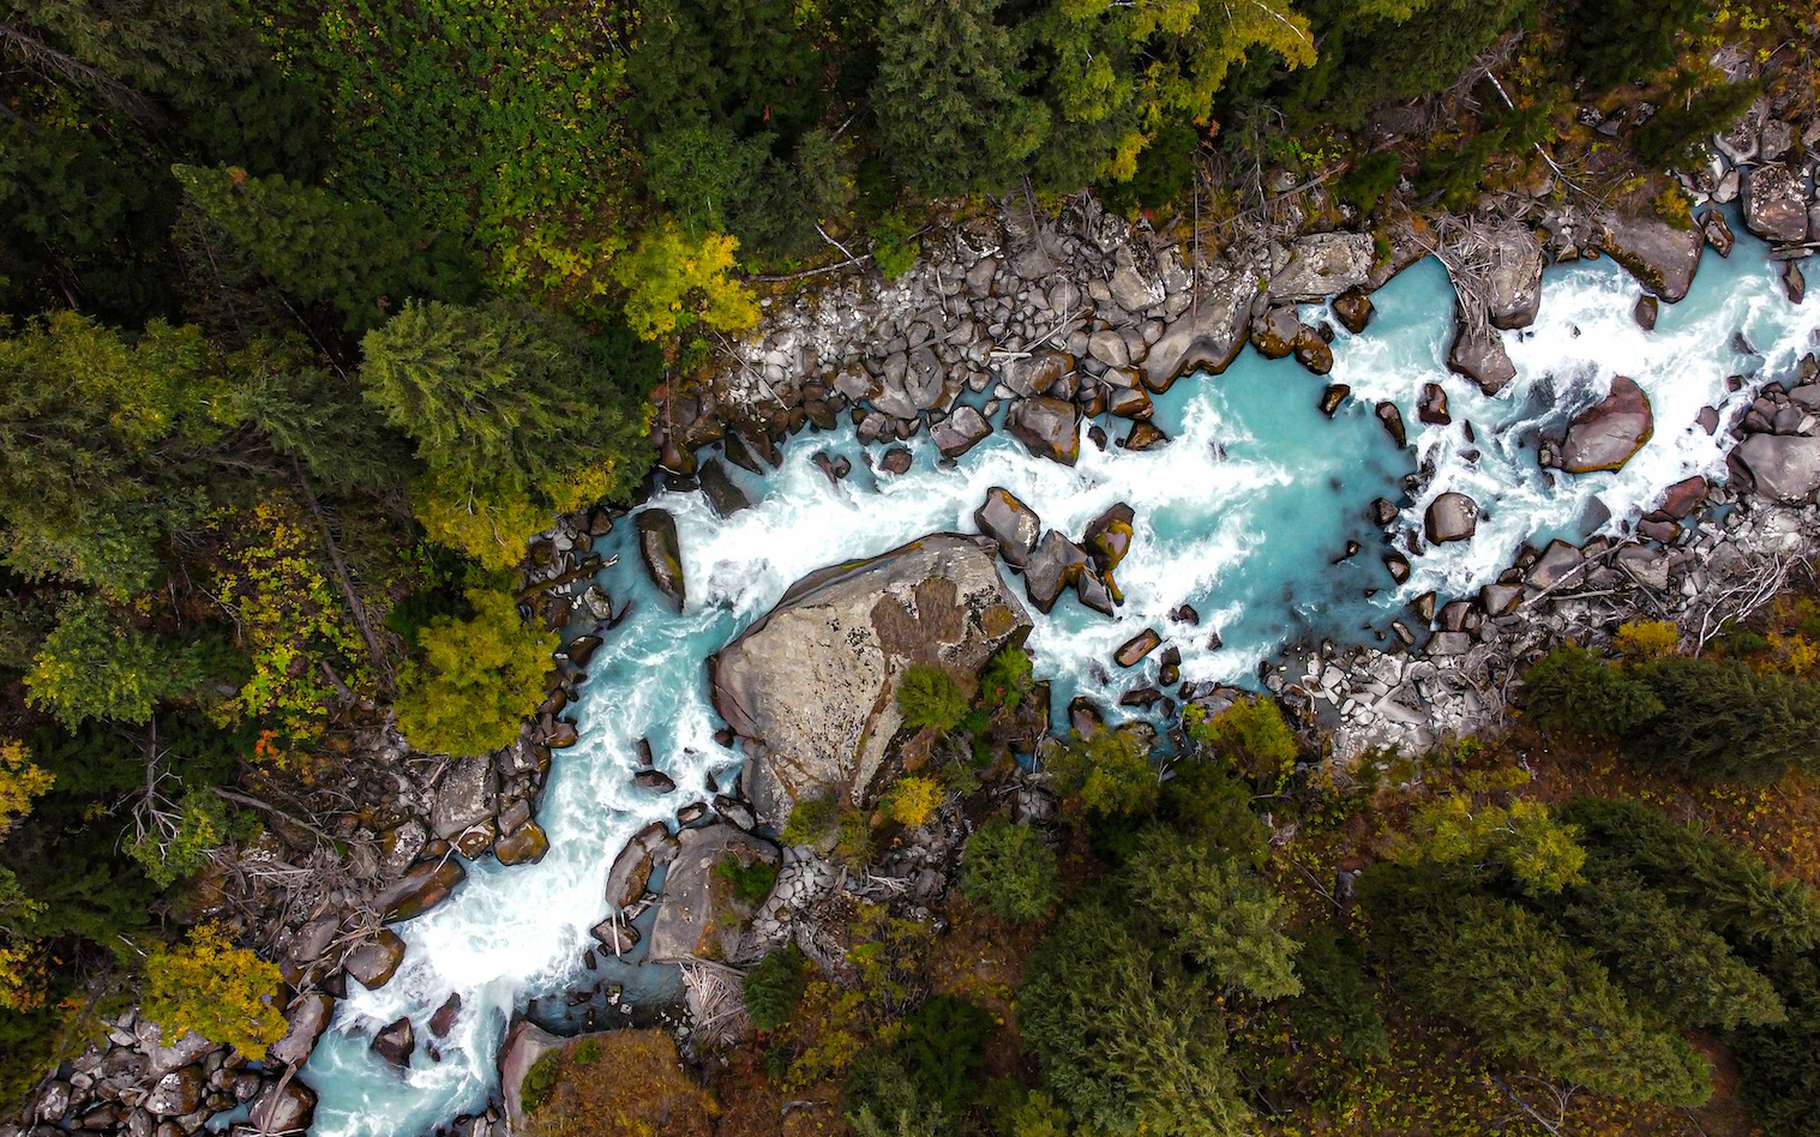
[1629,657,1820,784]
[1122,829,1301,999]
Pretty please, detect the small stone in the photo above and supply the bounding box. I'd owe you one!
[1319,384,1350,417]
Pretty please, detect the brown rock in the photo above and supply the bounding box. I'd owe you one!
[635,509,687,612]
[1332,289,1373,334]
[1417,383,1450,425]
[345,929,407,989]
[1424,492,1478,544]
[1560,377,1653,474]
[1114,629,1163,668]
[974,487,1042,569]
[494,821,549,866]
[1006,397,1081,465]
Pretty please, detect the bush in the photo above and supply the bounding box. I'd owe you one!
[897,665,968,734]
[715,854,779,906]
[1337,150,1402,215]
[744,946,808,1032]
[1047,727,1158,817]
[781,797,839,847]
[896,996,994,1116]
[872,211,920,280]
[960,819,1059,923]
[884,776,944,828]
[521,1049,562,1114]
[394,587,556,756]
[142,922,287,1059]
[1615,620,1679,659]
[979,646,1034,711]
[1185,696,1297,787]
[1289,930,1389,1065]
[1520,645,1663,739]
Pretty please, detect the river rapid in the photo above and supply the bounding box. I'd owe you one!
[300,218,1815,1137]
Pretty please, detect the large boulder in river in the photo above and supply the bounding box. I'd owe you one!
[1600,212,1702,303]
[974,488,1041,569]
[710,534,1030,828]
[1142,271,1255,392]
[1486,228,1545,330]
[1560,377,1654,474]
[648,824,780,962]
[1732,434,1820,502]
[249,1078,317,1135]
[932,405,993,459]
[1006,396,1081,465]
[1743,163,1810,244]
[1269,232,1374,302]
[636,509,686,611]
[1424,492,1479,543]
[499,1019,562,1133]
[1447,319,1517,396]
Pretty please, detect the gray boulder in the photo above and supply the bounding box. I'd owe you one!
[431,758,496,838]
[1733,433,1820,502]
[1561,377,1653,473]
[932,405,993,459]
[270,994,335,1069]
[1424,493,1479,544]
[1601,212,1702,302]
[636,509,686,612]
[1486,228,1545,329]
[1006,397,1081,465]
[1447,319,1517,396]
[974,488,1041,569]
[1269,233,1375,302]
[1142,272,1254,392]
[647,824,780,962]
[248,1078,316,1135]
[710,534,1030,827]
[1743,163,1810,244]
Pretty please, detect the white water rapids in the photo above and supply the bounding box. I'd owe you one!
[301,219,1815,1137]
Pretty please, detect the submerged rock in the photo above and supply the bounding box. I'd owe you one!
[710,534,1030,827]
[1319,384,1350,417]
[1560,376,1653,474]
[636,509,686,612]
[1374,402,1408,448]
[1486,228,1545,330]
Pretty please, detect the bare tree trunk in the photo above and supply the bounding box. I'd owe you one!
[292,459,395,696]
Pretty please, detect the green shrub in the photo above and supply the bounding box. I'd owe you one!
[1337,150,1402,215]
[1162,757,1271,863]
[781,797,839,847]
[1289,930,1389,1065]
[979,646,1034,711]
[897,996,993,1117]
[1185,696,1297,787]
[744,946,808,1032]
[1520,645,1663,739]
[716,854,779,906]
[872,211,920,280]
[960,819,1059,923]
[520,1049,562,1114]
[897,665,967,734]
[1047,727,1159,817]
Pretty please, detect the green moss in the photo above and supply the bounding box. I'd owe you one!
[521,1049,562,1115]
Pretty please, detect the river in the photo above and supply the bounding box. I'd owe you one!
[300,217,1815,1136]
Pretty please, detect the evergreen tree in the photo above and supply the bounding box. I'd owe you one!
[1362,866,1712,1107]
[1566,0,1702,91]
[1520,643,1664,738]
[1629,657,1820,784]
[1122,829,1301,999]
[960,819,1059,923]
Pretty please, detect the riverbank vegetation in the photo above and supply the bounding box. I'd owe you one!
[0,0,1815,1123]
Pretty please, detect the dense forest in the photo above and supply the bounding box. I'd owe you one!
[2,0,1819,1135]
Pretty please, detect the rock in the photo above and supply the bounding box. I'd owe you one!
[999,350,1073,398]
[714,795,755,831]
[633,768,677,793]
[430,994,462,1039]
[493,821,549,866]
[1082,503,1136,573]
[931,405,993,460]
[1480,582,1523,616]
[1384,553,1411,585]
[635,509,686,612]
[270,994,334,1069]
[710,534,1030,827]
[1024,530,1094,615]
[1655,475,1708,519]
[606,821,677,908]
[1525,539,1585,590]
[432,758,497,839]
[697,460,751,518]
[144,1069,203,1117]
[1485,228,1545,329]
[248,1079,315,1136]
[1068,696,1105,736]
[377,857,466,923]
[1250,304,1300,358]
[879,447,913,475]
[1560,377,1653,473]
[1331,289,1373,334]
[1005,397,1081,465]
[1105,385,1153,419]
[1424,492,1478,543]
[1601,212,1702,302]
[1319,384,1350,417]
[648,825,780,962]
[1369,498,1398,527]
[372,1018,415,1068]
[1121,421,1169,451]
[1784,260,1806,306]
[1634,295,1658,330]
[1114,629,1162,667]
[345,929,407,989]
[1702,209,1736,257]
[1417,383,1450,425]
[1087,329,1129,368]
[1374,402,1408,448]
[974,488,1042,569]
[589,917,640,955]
[1143,274,1254,391]
[137,1022,215,1078]
[1447,320,1517,395]
[1743,163,1809,244]
[1732,433,1820,502]
[1292,329,1334,374]
[499,1019,561,1134]
[1269,232,1375,301]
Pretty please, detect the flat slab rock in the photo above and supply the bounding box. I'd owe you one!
[710,533,1031,828]
[647,824,780,962]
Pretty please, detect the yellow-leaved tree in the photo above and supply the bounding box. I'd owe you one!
[614,222,759,342]
[141,922,287,1058]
